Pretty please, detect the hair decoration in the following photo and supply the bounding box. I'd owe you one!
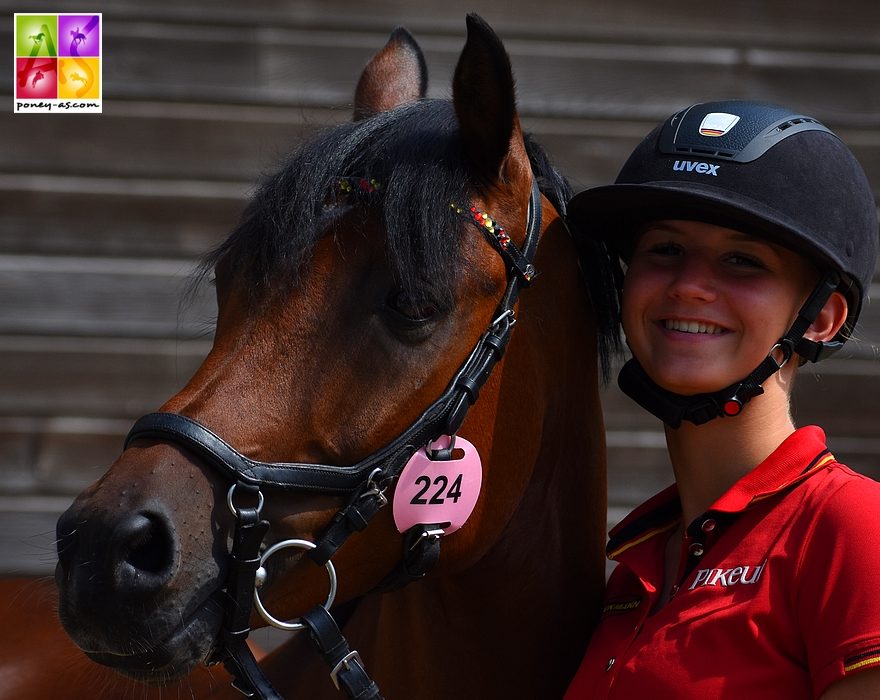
[338,180,533,283]
[468,206,511,249]
[338,177,382,194]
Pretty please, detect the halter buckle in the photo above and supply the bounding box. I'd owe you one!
[330,650,365,691]
[409,525,447,550]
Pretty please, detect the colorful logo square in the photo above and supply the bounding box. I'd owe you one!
[14,13,102,114]
[58,15,100,58]
[16,57,57,98]
[15,14,57,57]
[58,56,99,99]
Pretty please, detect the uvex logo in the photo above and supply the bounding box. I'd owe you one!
[689,560,767,590]
[673,160,720,176]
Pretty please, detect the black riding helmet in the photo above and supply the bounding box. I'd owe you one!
[567,100,879,428]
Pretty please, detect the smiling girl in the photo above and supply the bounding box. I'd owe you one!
[564,101,880,699]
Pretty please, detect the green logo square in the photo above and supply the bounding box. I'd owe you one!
[16,15,58,57]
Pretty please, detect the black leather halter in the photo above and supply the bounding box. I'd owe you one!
[124,177,543,699]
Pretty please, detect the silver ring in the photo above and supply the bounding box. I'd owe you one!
[226,483,264,517]
[768,342,791,370]
[252,538,338,631]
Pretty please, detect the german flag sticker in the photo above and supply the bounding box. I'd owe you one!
[699,112,740,137]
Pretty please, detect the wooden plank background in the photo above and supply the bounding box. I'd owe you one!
[2,0,879,575]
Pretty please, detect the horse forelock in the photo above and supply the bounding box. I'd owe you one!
[193,97,620,373]
[198,100,472,308]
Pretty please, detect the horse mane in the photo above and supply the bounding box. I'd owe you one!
[522,131,621,379]
[197,98,620,376]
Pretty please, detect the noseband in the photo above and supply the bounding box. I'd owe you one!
[124,176,543,699]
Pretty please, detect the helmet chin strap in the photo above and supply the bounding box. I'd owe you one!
[618,272,843,428]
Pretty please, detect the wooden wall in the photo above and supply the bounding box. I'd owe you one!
[2,0,879,574]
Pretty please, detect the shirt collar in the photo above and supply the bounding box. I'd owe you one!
[607,426,833,562]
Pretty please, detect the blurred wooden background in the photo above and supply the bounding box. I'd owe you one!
[1,0,879,575]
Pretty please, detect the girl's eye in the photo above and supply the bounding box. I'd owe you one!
[726,253,765,268]
[653,242,681,255]
[641,241,682,257]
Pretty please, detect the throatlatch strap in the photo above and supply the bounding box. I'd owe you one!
[302,606,383,700]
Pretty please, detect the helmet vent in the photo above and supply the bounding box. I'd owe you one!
[674,146,736,158]
[775,117,821,133]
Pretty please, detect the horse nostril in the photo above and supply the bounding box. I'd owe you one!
[114,512,177,593]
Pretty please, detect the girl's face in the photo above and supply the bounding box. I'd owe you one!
[622,220,819,396]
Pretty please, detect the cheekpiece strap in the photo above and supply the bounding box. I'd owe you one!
[222,637,284,700]
[301,606,383,700]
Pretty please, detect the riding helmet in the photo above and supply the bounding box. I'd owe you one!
[566,100,879,426]
[568,100,878,338]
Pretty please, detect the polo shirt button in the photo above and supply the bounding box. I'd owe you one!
[701,519,716,533]
[606,657,615,672]
[689,542,705,557]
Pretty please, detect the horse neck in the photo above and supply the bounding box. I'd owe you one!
[260,215,608,698]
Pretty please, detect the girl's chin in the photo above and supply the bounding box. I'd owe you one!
[648,371,740,397]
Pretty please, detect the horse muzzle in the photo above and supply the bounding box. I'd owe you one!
[54,458,226,681]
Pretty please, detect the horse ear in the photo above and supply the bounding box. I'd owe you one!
[453,14,526,184]
[353,27,428,120]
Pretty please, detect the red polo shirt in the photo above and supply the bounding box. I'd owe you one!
[565,426,880,699]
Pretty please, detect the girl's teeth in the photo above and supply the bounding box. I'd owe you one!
[665,319,724,334]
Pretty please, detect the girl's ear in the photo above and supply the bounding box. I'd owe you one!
[805,290,849,342]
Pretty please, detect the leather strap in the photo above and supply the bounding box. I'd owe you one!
[374,523,444,592]
[223,638,284,700]
[301,606,383,700]
[223,489,271,645]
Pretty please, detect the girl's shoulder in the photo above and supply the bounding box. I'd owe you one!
[808,459,880,514]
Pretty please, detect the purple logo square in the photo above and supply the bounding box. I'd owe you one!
[58,15,100,57]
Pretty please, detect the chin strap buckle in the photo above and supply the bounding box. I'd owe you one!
[719,381,765,418]
[722,398,744,417]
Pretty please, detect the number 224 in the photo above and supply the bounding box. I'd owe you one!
[410,474,463,505]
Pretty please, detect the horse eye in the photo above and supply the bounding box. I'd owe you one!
[385,290,440,324]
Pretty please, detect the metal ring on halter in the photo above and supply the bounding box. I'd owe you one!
[361,467,388,506]
[253,539,338,631]
[226,483,264,517]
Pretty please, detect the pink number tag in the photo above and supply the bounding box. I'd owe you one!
[392,436,482,535]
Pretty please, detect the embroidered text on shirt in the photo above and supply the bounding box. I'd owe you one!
[689,560,767,590]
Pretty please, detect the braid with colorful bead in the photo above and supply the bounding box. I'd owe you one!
[335,177,536,284]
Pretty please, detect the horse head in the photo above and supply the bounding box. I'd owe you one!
[56,15,612,698]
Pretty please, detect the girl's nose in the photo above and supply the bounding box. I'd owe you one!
[667,256,717,302]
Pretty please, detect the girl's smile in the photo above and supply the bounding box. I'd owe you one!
[622,219,819,396]
[661,318,728,335]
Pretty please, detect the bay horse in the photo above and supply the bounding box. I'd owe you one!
[54,16,615,699]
